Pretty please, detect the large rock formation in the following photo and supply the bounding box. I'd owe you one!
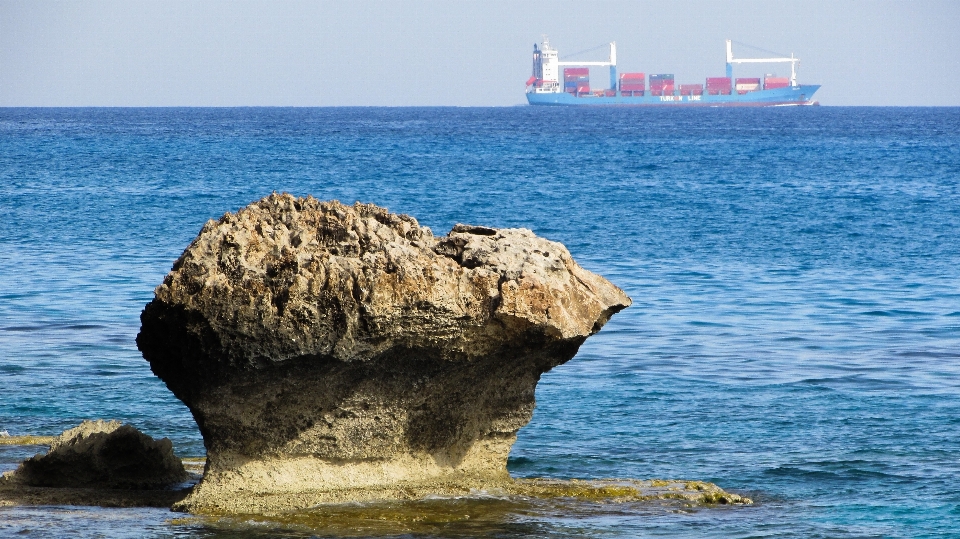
[6,420,187,490]
[137,194,630,513]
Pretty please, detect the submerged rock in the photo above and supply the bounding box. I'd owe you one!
[137,194,631,513]
[5,420,187,490]
[168,479,750,535]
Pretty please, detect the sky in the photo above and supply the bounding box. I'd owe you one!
[1,0,958,106]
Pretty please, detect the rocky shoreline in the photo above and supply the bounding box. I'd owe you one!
[3,196,752,517]
[1,415,749,510]
[1,433,750,509]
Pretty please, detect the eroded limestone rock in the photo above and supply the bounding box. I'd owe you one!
[136,194,631,513]
[6,420,187,490]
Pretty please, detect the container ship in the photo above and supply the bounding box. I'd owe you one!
[525,38,820,106]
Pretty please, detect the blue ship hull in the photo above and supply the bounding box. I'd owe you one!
[527,85,820,106]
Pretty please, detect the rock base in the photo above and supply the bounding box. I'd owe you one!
[176,442,515,513]
[0,482,191,508]
[175,476,751,515]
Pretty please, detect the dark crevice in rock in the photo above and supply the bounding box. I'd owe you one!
[451,224,498,236]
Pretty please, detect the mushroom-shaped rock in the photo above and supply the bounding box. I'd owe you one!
[137,194,631,513]
[8,420,187,490]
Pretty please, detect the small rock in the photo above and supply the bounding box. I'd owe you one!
[8,420,187,489]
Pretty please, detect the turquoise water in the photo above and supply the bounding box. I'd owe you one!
[2,107,959,537]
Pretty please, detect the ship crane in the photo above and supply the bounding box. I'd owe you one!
[558,42,617,90]
[529,38,618,92]
[725,39,800,87]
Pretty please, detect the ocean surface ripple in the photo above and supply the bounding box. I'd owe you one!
[1,107,959,538]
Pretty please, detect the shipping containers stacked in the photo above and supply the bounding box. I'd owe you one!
[763,77,790,90]
[619,72,645,96]
[706,77,732,95]
[562,67,779,99]
[649,74,675,96]
[735,77,761,94]
[563,68,590,95]
[679,84,703,96]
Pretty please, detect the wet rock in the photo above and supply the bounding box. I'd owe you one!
[136,194,631,513]
[6,420,187,490]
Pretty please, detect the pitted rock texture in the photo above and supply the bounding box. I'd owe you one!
[137,193,630,513]
[6,420,187,490]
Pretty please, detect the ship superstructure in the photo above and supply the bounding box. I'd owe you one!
[526,38,819,106]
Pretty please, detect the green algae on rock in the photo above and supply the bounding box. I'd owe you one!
[168,479,750,537]
[137,194,632,514]
[0,435,55,446]
[509,478,751,504]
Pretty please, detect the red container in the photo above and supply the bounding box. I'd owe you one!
[764,77,790,89]
[735,78,761,93]
[679,84,704,96]
[564,67,589,80]
[706,77,731,88]
[620,72,645,92]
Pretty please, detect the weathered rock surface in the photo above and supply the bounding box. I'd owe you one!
[3,420,187,490]
[136,193,631,513]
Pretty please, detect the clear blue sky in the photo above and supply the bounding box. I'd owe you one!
[1,0,958,106]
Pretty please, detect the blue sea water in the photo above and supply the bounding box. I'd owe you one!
[1,106,960,538]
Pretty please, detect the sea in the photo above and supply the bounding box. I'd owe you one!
[1,107,959,538]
